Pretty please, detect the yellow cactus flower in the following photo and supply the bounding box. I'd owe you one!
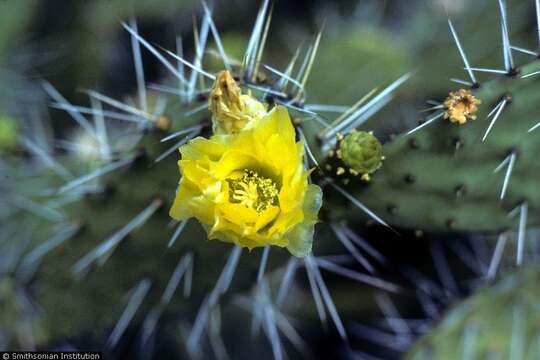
[169,106,322,257]
[209,71,267,134]
[443,89,481,125]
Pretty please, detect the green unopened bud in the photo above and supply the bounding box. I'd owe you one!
[337,130,383,181]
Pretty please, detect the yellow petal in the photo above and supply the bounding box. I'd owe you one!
[286,184,323,257]
[212,151,260,179]
[180,136,227,160]
[253,106,296,146]
[254,205,280,232]
[169,100,322,256]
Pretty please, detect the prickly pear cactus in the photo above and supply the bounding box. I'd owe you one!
[33,128,273,343]
[330,59,540,233]
[407,265,540,359]
[3,0,540,358]
[0,4,399,351]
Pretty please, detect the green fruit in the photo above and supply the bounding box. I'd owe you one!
[339,130,383,178]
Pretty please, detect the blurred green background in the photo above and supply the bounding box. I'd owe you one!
[2,0,538,136]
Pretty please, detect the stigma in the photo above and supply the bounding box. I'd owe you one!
[228,170,279,212]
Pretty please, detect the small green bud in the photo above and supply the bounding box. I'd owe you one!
[338,130,383,181]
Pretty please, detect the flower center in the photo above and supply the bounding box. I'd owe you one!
[228,170,279,212]
[443,89,481,124]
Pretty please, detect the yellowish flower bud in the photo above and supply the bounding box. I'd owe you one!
[209,71,267,134]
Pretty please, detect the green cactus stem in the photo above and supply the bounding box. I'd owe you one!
[333,59,540,233]
[407,265,540,360]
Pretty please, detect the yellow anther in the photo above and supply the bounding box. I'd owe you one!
[228,170,279,212]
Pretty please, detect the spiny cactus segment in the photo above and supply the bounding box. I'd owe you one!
[407,265,540,360]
